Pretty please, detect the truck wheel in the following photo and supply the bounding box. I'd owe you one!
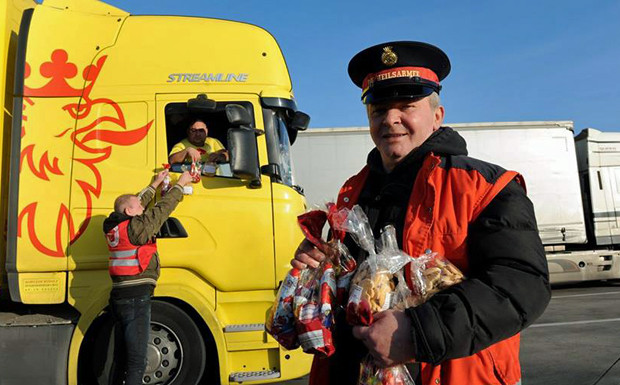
[80,301,208,385]
[147,301,207,385]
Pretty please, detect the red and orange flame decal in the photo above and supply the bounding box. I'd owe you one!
[19,49,152,257]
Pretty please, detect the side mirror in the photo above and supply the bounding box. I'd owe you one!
[228,127,261,187]
[187,93,216,113]
[225,104,253,126]
[288,111,310,145]
[291,111,310,131]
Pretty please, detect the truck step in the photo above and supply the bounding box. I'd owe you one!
[229,370,280,383]
[224,323,264,332]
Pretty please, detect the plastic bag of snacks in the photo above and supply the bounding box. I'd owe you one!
[335,216,415,385]
[358,354,415,385]
[359,250,465,385]
[160,164,172,196]
[265,268,301,350]
[332,207,410,326]
[265,203,356,356]
[406,251,465,307]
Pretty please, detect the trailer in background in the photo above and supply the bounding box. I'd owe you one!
[291,121,620,284]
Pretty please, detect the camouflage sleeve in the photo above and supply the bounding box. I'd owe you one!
[127,185,184,245]
[137,185,156,208]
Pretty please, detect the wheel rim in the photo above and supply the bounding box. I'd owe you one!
[143,321,183,384]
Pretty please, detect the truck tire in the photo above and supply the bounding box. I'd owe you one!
[148,301,207,385]
[80,300,208,385]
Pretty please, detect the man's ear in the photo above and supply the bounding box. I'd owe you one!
[433,105,445,131]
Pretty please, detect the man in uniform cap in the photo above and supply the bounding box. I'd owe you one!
[293,41,550,385]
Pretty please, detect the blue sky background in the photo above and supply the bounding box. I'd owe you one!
[107,1,620,133]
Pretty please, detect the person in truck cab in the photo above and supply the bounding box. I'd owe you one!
[292,41,551,385]
[168,118,229,164]
[103,170,192,385]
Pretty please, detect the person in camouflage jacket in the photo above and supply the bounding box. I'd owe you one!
[103,170,191,385]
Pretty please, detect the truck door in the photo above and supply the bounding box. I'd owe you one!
[68,101,155,273]
[154,94,275,291]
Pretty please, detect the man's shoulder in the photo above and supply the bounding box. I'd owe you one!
[171,138,192,150]
[103,212,131,233]
[439,154,509,185]
[205,137,224,149]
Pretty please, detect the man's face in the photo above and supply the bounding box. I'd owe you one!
[187,120,208,147]
[367,96,444,172]
[124,196,144,216]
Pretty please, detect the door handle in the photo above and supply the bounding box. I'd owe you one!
[157,217,188,238]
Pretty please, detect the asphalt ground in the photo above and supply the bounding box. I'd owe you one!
[273,281,620,385]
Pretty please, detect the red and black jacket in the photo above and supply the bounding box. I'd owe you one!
[311,127,550,385]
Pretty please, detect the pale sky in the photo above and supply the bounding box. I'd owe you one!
[107,1,620,133]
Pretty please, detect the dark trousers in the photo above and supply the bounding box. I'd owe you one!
[109,294,151,385]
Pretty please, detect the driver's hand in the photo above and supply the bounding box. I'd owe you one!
[186,148,202,162]
[207,149,228,163]
[177,171,193,187]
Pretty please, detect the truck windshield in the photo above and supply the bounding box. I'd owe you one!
[274,113,296,187]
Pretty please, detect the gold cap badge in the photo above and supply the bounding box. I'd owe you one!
[381,46,398,66]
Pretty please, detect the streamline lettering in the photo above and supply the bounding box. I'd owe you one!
[167,73,249,83]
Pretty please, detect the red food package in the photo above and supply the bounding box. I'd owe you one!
[189,161,201,183]
[266,204,358,358]
[294,261,336,357]
[265,268,301,350]
[160,163,171,196]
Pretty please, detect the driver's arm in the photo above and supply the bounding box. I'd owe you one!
[168,149,188,164]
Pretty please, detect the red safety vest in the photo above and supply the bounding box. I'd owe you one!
[311,152,524,385]
[105,220,157,276]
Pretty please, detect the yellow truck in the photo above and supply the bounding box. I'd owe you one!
[0,0,312,384]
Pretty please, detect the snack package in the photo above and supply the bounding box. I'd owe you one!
[189,161,201,183]
[333,207,410,326]
[294,259,337,356]
[357,252,466,385]
[340,219,414,385]
[266,203,357,357]
[160,164,171,196]
[333,205,466,385]
[358,354,415,385]
[406,251,465,306]
[265,268,301,350]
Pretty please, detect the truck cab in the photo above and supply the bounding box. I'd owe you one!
[0,1,312,384]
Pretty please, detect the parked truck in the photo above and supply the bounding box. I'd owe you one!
[0,0,313,384]
[291,121,620,285]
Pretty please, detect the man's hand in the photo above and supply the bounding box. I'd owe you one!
[185,147,203,162]
[291,238,325,269]
[150,169,169,189]
[176,171,193,187]
[352,309,416,367]
[207,149,229,163]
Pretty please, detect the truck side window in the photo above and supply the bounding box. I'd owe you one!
[164,101,254,178]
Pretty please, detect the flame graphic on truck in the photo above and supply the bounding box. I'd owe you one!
[18,49,152,257]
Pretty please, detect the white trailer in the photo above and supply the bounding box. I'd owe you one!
[291,121,620,284]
